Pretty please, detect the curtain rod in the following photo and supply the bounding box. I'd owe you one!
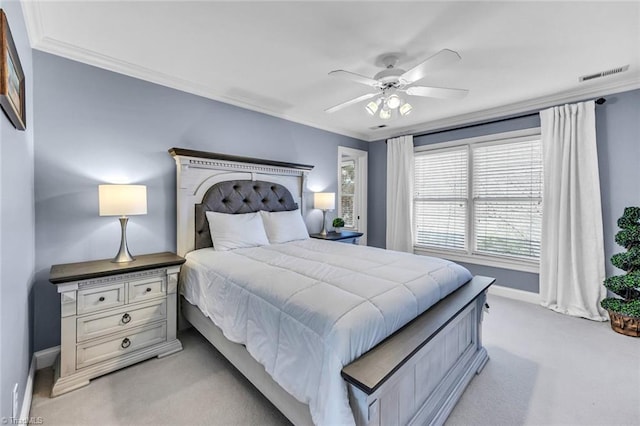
[391,97,607,140]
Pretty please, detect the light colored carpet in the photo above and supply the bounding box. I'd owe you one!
[31,332,290,426]
[446,295,639,426]
[30,294,639,425]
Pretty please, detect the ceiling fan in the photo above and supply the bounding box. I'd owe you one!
[325,49,468,119]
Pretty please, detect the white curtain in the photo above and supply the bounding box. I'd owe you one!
[386,135,414,252]
[539,100,607,321]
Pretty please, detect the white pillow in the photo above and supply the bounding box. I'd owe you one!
[205,211,270,251]
[259,209,309,244]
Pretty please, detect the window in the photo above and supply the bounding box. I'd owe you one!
[414,147,468,250]
[340,160,356,227]
[413,130,542,269]
[338,146,368,243]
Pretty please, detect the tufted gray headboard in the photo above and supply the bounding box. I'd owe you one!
[170,148,312,256]
[194,180,299,249]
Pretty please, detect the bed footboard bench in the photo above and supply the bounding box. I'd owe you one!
[342,275,494,426]
[181,276,493,426]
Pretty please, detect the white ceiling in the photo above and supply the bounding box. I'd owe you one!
[22,1,640,141]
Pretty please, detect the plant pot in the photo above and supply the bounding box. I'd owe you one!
[607,310,640,337]
[334,227,342,233]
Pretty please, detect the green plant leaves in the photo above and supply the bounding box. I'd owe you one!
[617,206,640,229]
[332,217,345,228]
[604,271,640,294]
[601,297,640,318]
[611,246,640,271]
[604,207,640,315]
[615,225,640,248]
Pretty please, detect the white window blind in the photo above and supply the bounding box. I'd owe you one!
[414,147,468,250]
[413,132,542,264]
[472,140,542,260]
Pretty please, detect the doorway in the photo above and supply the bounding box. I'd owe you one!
[337,146,368,245]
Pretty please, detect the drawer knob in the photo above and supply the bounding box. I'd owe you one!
[146,287,152,293]
[121,338,131,349]
[122,313,131,324]
[98,296,105,302]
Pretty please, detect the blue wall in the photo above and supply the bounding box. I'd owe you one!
[32,51,368,351]
[25,42,640,352]
[368,90,640,293]
[0,0,35,419]
[595,90,640,277]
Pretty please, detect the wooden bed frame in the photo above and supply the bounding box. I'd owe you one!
[169,147,494,425]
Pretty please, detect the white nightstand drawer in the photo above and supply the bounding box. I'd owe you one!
[76,322,167,369]
[77,299,167,343]
[77,283,125,315]
[50,252,184,396]
[129,276,165,303]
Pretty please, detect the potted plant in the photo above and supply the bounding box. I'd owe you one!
[332,217,345,233]
[601,206,640,337]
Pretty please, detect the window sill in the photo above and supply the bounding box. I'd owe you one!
[413,247,540,274]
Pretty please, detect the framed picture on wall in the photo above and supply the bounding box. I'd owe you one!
[0,9,26,131]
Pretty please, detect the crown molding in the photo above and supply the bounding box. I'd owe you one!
[373,77,640,141]
[21,1,640,144]
[21,2,369,141]
[20,0,45,48]
[34,36,372,141]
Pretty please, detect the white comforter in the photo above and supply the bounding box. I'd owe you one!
[181,239,472,425]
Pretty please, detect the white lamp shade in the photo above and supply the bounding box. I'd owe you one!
[99,184,147,216]
[399,102,413,116]
[386,94,401,109]
[314,192,335,210]
[365,99,381,115]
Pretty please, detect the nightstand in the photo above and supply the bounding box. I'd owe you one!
[309,230,364,244]
[49,252,186,396]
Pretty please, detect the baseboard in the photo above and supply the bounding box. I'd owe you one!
[19,356,36,422]
[488,284,540,305]
[35,346,60,370]
[20,347,59,422]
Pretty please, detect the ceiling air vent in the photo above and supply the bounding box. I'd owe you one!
[369,124,388,130]
[579,65,629,82]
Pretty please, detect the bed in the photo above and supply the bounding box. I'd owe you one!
[169,147,494,426]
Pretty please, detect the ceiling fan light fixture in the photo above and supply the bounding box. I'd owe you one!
[399,102,413,116]
[326,49,467,120]
[386,94,401,109]
[365,99,381,115]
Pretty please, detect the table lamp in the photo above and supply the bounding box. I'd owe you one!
[99,184,147,262]
[314,192,335,236]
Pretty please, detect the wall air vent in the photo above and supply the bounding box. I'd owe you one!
[579,65,629,82]
[369,124,388,130]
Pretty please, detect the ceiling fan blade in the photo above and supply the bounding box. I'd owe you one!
[400,49,461,85]
[329,70,381,88]
[325,93,378,113]
[405,86,469,99]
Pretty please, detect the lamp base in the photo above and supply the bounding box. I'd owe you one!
[112,217,135,263]
[320,210,328,236]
